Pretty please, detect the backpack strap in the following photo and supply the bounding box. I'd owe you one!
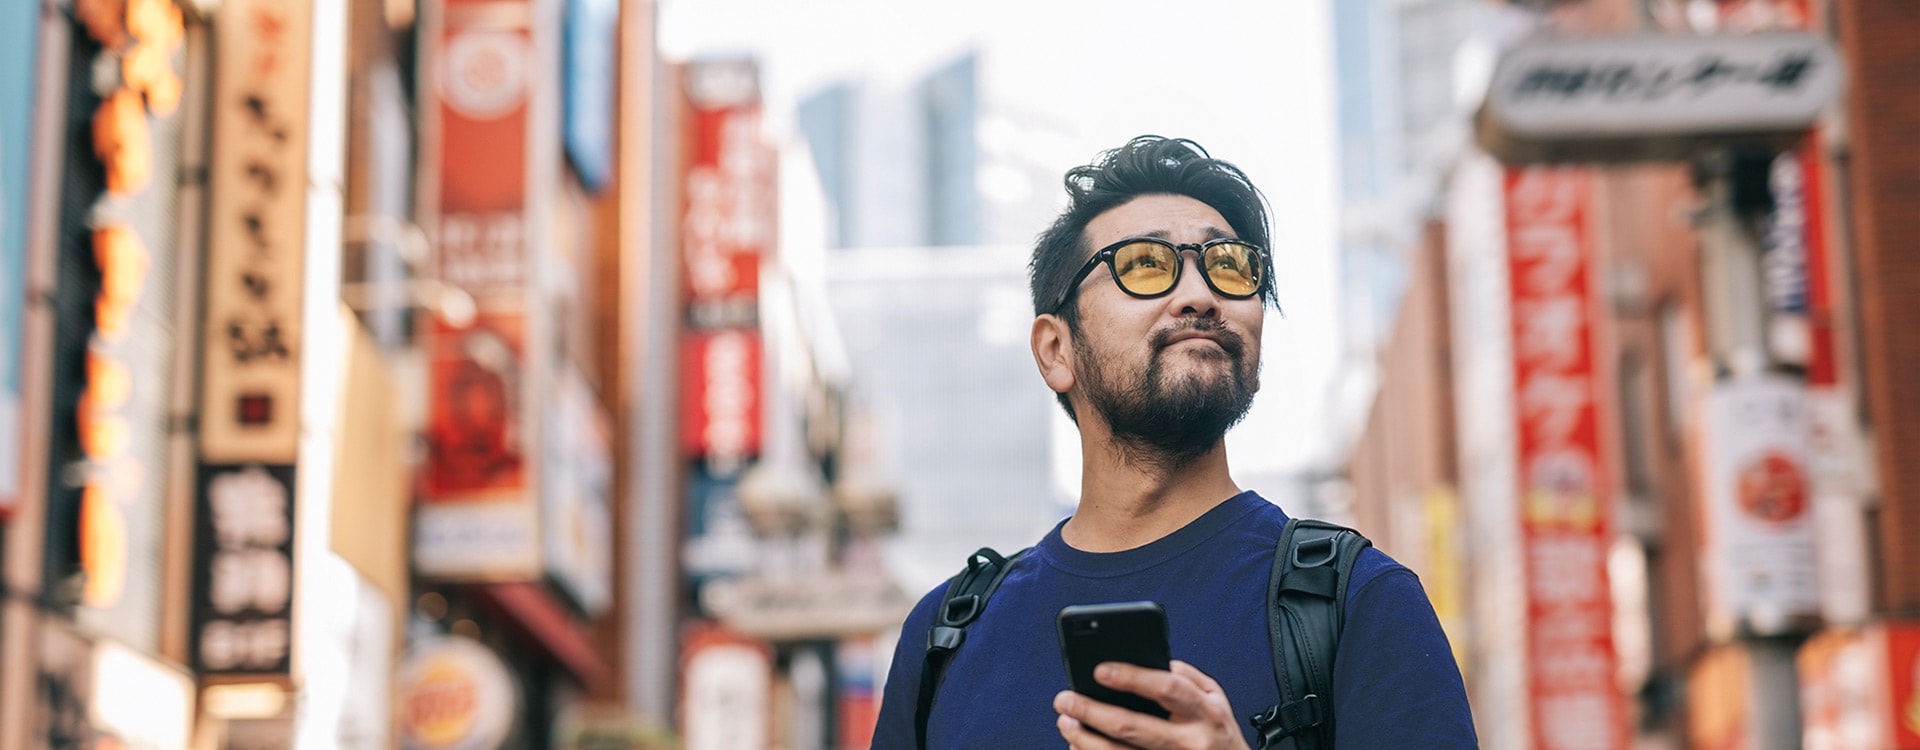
[915,546,1027,750]
[1250,518,1371,750]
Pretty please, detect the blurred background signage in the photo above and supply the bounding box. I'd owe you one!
[397,636,517,750]
[417,0,543,581]
[1798,622,1920,749]
[1479,32,1840,163]
[1701,376,1820,636]
[199,0,311,464]
[680,625,771,750]
[1504,165,1627,750]
[193,0,310,681]
[699,571,912,642]
[541,366,615,616]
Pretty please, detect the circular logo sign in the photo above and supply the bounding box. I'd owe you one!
[1736,450,1808,524]
[441,30,530,120]
[398,636,515,750]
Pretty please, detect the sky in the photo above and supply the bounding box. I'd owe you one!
[660,0,1348,502]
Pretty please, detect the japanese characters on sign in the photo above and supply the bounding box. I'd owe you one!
[681,100,772,330]
[1485,32,1839,140]
[190,464,297,675]
[680,329,762,477]
[680,61,772,476]
[201,0,312,464]
[1504,166,1627,750]
[1701,377,1819,636]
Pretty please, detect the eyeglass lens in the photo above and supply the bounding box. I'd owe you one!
[1111,241,1260,298]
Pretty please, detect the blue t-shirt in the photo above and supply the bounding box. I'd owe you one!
[873,491,1477,749]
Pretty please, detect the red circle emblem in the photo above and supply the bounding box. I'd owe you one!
[1736,451,1808,523]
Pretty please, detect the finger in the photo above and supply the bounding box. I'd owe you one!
[1171,660,1225,695]
[1056,687,1173,748]
[1094,661,1210,718]
[1055,712,1130,750]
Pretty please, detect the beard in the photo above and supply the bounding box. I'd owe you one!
[1075,319,1259,469]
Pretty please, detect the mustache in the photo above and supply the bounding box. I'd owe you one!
[1150,320,1246,359]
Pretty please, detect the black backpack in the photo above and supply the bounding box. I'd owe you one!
[912,518,1371,750]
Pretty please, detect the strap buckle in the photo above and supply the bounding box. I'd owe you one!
[1249,694,1324,748]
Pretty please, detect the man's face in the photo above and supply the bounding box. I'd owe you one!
[1063,194,1264,455]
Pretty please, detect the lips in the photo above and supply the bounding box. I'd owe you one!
[1153,323,1243,358]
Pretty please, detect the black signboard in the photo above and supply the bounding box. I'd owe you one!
[189,463,297,676]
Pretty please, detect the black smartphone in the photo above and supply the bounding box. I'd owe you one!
[1057,601,1172,719]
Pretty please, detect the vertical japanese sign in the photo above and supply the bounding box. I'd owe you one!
[416,0,540,580]
[192,0,311,678]
[431,0,531,301]
[0,0,37,517]
[201,0,310,462]
[1700,377,1819,633]
[1503,166,1627,750]
[680,60,771,477]
[190,464,297,675]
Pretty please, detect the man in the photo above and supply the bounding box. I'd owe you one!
[872,136,1477,749]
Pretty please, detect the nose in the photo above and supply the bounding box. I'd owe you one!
[1165,249,1219,318]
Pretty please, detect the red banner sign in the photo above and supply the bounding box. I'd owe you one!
[679,329,761,473]
[433,0,532,299]
[680,80,772,329]
[1505,166,1627,749]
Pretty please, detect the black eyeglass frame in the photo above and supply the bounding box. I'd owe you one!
[1050,236,1271,313]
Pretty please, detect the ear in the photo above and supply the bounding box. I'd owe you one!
[1031,314,1075,396]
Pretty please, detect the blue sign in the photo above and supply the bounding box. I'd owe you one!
[0,0,38,506]
[563,0,616,192]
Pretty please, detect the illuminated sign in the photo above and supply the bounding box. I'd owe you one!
[190,464,297,676]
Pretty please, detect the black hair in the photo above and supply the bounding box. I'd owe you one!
[1027,135,1275,421]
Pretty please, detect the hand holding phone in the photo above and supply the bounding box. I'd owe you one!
[1057,601,1172,719]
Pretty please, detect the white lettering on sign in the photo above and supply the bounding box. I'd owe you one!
[702,331,754,473]
[198,619,290,672]
[1506,166,1624,749]
[438,211,526,293]
[197,465,294,673]
[1485,33,1840,140]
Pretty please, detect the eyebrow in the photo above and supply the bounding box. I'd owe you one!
[1136,226,1237,242]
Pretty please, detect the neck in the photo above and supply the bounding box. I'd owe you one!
[1061,420,1242,553]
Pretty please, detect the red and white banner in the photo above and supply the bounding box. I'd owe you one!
[681,61,773,330]
[430,0,533,301]
[680,329,761,473]
[1504,166,1627,750]
[1700,376,1819,634]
